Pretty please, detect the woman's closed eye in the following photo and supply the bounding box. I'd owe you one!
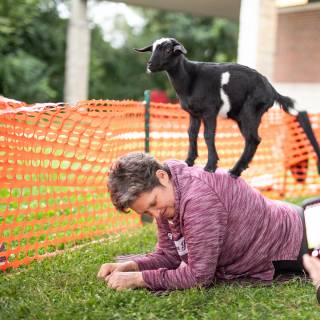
[142,199,157,215]
[149,200,157,210]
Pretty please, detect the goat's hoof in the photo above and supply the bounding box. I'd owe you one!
[228,169,241,179]
[185,159,195,167]
[204,165,217,173]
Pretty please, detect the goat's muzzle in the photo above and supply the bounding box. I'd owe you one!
[147,62,154,73]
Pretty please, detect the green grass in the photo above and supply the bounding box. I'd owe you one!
[0,223,320,320]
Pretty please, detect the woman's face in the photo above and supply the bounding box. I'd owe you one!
[130,170,176,220]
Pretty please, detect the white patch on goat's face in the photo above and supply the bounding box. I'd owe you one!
[219,72,231,118]
[288,108,299,116]
[152,38,171,52]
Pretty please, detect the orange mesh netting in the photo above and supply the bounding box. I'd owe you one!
[0,97,319,270]
[149,102,320,197]
[282,112,320,196]
[0,98,143,270]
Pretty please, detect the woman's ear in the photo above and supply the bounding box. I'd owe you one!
[155,169,169,185]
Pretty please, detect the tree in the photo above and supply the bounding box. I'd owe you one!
[0,0,67,103]
[0,1,238,103]
[89,8,238,101]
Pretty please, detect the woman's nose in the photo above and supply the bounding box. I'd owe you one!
[149,208,161,218]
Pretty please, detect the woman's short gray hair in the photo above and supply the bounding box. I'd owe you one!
[107,152,171,212]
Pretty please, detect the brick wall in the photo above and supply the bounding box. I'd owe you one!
[274,7,320,82]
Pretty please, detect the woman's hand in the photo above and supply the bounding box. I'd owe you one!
[303,254,320,289]
[97,261,139,280]
[105,271,147,291]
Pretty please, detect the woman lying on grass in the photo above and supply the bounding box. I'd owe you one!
[98,152,319,299]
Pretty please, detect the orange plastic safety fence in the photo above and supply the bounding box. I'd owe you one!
[148,102,320,198]
[0,99,144,270]
[282,113,320,197]
[0,98,319,270]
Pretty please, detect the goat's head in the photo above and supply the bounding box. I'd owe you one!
[134,38,187,73]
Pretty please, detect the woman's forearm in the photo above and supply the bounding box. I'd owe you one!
[121,260,139,272]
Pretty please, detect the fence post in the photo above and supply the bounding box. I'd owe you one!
[144,90,150,153]
[142,90,153,224]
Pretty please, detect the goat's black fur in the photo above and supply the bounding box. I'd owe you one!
[135,38,297,177]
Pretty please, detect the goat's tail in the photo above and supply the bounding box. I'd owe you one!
[274,92,297,115]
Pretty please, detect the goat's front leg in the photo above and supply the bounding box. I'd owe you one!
[185,115,201,167]
[203,116,219,172]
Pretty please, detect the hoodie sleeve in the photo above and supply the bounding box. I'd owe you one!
[140,182,227,290]
[133,216,181,272]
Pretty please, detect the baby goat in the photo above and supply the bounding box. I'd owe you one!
[135,38,298,177]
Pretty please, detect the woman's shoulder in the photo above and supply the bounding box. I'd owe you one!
[166,160,239,193]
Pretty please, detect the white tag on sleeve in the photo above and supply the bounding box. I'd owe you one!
[174,237,188,256]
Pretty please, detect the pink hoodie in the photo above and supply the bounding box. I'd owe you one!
[133,160,303,290]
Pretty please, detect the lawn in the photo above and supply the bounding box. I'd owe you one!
[0,221,319,320]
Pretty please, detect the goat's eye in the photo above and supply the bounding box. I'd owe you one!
[165,48,171,54]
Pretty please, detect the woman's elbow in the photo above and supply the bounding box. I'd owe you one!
[194,273,215,288]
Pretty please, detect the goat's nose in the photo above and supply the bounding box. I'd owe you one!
[147,62,153,73]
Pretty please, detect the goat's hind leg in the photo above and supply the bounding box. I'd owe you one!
[229,104,263,178]
[185,115,201,167]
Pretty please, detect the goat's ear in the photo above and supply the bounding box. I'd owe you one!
[173,44,187,55]
[134,45,153,53]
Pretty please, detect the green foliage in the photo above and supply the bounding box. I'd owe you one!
[136,10,238,63]
[0,224,319,320]
[1,50,56,102]
[0,1,238,102]
[0,0,66,103]
[90,9,239,101]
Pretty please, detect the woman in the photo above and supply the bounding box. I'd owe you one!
[98,152,310,292]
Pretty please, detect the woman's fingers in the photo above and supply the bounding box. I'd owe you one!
[105,272,120,290]
[104,272,127,291]
[97,263,114,279]
[105,274,113,289]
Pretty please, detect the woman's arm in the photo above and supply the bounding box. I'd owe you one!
[140,185,227,290]
[132,215,181,271]
[98,217,181,290]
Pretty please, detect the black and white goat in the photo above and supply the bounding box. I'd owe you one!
[135,38,319,177]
